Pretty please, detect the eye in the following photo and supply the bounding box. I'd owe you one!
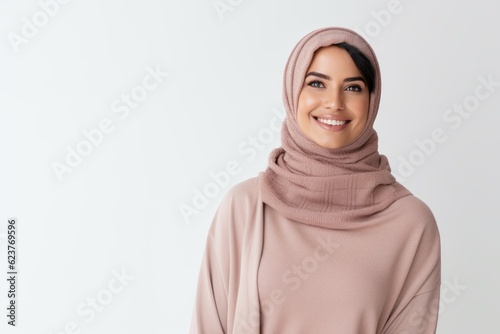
[346,84,362,92]
[307,80,325,88]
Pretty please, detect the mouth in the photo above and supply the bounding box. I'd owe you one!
[313,116,351,131]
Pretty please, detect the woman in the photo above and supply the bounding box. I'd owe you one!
[189,27,441,334]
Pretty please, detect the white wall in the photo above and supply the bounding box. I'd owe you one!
[1,0,498,333]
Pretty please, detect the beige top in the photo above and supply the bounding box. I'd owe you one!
[189,176,441,333]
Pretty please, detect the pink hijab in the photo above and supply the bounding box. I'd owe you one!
[259,27,411,228]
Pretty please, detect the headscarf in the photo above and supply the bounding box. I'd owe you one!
[258,27,412,228]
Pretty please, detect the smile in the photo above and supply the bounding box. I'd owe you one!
[316,118,349,126]
[313,116,351,132]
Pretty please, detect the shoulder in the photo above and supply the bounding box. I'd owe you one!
[218,175,261,210]
[389,195,442,294]
[390,193,441,244]
[394,194,437,225]
[208,175,261,236]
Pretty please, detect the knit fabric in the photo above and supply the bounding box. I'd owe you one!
[189,27,441,334]
[259,27,412,228]
[189,177,441,333]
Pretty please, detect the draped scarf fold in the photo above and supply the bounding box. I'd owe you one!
[258,27,411,228]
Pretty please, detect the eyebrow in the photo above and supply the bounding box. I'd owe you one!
[305,71,366,84]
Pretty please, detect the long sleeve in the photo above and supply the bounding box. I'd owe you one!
[189,231,228,334]
[190,177,441,333]
[188,177,264,334]
[383,286,441,334]
[381,199,442,334]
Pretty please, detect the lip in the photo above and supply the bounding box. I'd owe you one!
[313,116,350,132]
[314,114,351,121]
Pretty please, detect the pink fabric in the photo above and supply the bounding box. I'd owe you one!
[189,177,441,333]
[260,27,411,227]
[189,27,441,333]
[258,186,441,333]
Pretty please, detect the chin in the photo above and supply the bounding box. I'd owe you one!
[314,139,345,149]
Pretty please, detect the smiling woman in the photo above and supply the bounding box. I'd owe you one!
[297,44,372,149]
[189,27,441,334]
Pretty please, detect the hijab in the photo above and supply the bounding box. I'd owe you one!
[258,27,412,228]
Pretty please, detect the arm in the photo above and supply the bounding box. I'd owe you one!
[383,200,442,334]
[189,186,239,334]
[188,177,265,333]
[384,284,441,334]
[189,231,228,334]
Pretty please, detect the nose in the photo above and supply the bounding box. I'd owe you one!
[323,89,345,110]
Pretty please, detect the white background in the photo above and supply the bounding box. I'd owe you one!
[1,0,499,333]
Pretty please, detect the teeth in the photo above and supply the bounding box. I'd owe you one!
[317,118,347,126]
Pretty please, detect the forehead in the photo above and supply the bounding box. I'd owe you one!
[306,46,360,74]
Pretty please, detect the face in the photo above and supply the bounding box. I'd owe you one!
[297,46,370,149]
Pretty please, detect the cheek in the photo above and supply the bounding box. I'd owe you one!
[297,92,317,118]
[362,100,370,124]
[297,93,315,134]
[352,98,369,125]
